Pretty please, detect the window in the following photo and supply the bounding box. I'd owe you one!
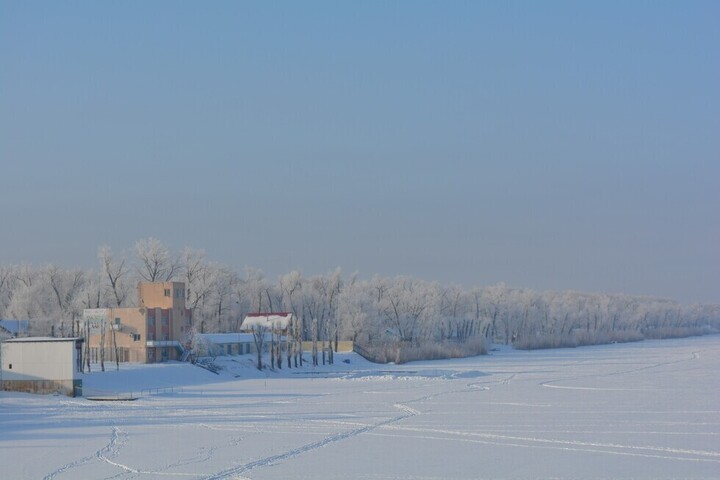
[164,289,171,297]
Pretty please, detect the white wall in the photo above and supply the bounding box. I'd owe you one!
[1,340,78,382]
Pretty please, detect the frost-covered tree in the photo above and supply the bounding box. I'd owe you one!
[1,237,719,359]
[134,237,180,282]
[337,276,377,344]
[181,247,210,310]
[375,277,438,343]
[239,268,270,313]
[202,264,238,333]
[250,324,268,370]
[279,270,303,320]
[45,265,86,335]
[98,245,132,307]
[6,274,46,328]
[279,270,304,366]
[302,270,342,362]
[0,265,17,319]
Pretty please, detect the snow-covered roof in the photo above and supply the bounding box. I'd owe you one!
[5,336,81,343]
[200,333,256,344]
[240,312,293,331]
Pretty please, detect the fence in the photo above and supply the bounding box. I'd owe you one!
[352,342,380,362]
[83,385,184,401]
[301,341,354,353]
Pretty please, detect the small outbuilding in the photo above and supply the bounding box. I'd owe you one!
[1,337,83,397]
[200,333,260,356]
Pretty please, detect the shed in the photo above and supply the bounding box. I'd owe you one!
[199,333,264,356]
[1,337,83,397]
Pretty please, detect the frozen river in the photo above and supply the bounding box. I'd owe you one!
[2,336,719,479]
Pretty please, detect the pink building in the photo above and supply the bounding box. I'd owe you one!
[86,282,192,363]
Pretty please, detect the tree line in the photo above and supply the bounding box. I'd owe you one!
[1,238,718,359]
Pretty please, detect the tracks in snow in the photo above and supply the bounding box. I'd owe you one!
[40,345,714,478]
[43,424,206,479]
[202,371,500,479]
[43,425,123,480]
[373,424,720,463]
[202,403,420,480]
[540,349,703,391]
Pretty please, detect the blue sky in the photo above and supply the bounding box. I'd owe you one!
[1,1,718,303]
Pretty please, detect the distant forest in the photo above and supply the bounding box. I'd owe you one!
[1,238,718,361]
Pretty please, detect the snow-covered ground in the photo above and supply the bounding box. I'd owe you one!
[2,336,719,479]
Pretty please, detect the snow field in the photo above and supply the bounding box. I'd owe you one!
[1,336,719,479]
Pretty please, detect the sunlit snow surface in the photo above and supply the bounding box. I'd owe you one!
[2,336,719,479]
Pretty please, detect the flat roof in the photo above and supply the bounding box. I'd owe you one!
[5,337,82,343]
[201,333,256,344]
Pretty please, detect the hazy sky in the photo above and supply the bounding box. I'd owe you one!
[1,1,718,304]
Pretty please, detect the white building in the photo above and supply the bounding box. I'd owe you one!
[0,337,83,397]
[199,332,273,356]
